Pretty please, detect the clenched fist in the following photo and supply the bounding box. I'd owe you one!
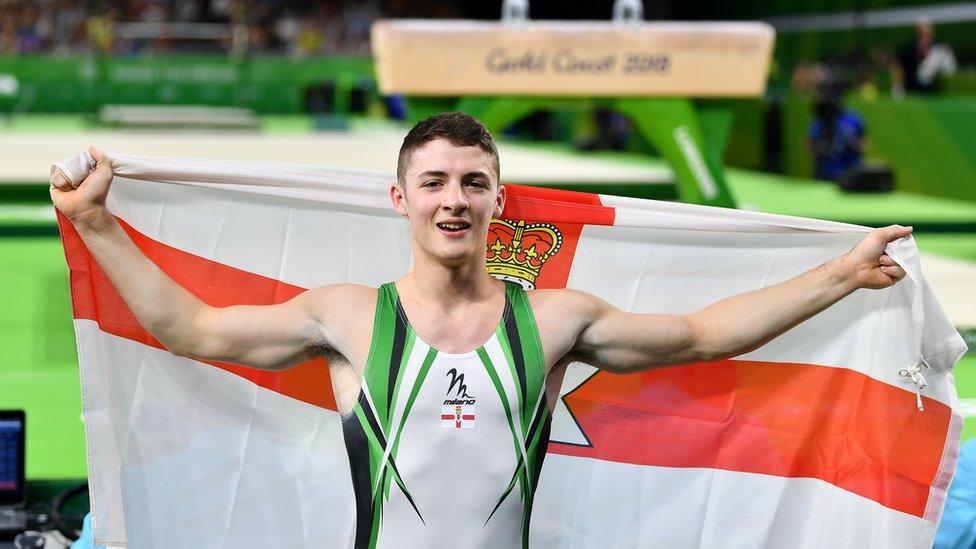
[50,146,115,229]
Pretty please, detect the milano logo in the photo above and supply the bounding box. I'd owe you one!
[443,368,476,406]
[442,368,477,429]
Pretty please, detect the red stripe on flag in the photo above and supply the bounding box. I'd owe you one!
[57,212,337,411]
[502,183,615,226]
[548,360,950,518]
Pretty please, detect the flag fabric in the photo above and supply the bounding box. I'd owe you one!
[53,151,966,548]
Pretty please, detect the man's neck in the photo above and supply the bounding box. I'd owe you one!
[398,254,501,309]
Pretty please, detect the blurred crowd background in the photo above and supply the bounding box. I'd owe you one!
[1,1,972,93]
[1,0,390,56]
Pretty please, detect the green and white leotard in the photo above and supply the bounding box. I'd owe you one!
[341,281,551,549]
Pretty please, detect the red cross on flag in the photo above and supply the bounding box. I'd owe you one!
[442,405,476,429]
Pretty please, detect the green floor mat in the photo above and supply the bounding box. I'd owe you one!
[0,237,85,478]
[914,233,976,263]
[727,168,976,230]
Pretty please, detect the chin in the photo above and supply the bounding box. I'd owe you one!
[429,245,478,266]
[439,250,476,265]
[414,232,485,266]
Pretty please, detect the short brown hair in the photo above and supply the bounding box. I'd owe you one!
[396,112,500,185]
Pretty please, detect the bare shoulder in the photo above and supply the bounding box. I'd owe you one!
[526,288,604,322]
[525,288,609,371]
[293,283,378,354]
[296,283,377,316]
[296,284,379,406]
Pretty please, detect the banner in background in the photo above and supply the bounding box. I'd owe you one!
[372,21,774,97]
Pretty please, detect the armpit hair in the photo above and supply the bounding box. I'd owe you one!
[569,339,596,365]
[304,328,344,364]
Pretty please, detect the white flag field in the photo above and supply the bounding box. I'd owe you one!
[54,151,967,548]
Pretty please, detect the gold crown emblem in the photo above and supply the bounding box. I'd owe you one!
[486,219,563,290]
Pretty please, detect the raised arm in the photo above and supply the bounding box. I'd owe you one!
[50,147,353,370]
[567,226,911,372]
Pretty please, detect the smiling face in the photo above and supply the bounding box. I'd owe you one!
[392,138,505,268]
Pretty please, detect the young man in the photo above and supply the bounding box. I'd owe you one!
[50,112,909,549]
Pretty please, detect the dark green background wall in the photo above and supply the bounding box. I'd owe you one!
[0,55,375,114]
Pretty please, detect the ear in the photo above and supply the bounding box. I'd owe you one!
[391,183,408,217]
[493,184,506,219]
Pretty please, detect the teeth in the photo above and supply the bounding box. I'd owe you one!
[439,223,468,230]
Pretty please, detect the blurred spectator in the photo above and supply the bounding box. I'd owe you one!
[0,14,16,53]
[791,62,828,95]
[295,20,324,57]
[808,93,865,182]
[86,11,114,54]
[894,19,957,95]
[273,9,300,53]
[384,94,407,120]
[17,3,43,53]
[51,1,88,54]
[854,63,880,102]
[791,56,856,97]
[575,109,632,152]
[344,1,381,54]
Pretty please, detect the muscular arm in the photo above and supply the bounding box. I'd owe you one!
[564,227,911,373]
[51,147,350,370]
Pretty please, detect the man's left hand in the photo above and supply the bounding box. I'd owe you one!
[846,225,913,290]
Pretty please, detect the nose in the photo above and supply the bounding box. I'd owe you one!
[442,181,469,212]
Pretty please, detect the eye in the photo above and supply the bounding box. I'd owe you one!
[467,180,489,189]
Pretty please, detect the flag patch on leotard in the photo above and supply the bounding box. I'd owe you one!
[441,405,476,429]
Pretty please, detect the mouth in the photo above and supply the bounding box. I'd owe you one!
[436,221,471,234]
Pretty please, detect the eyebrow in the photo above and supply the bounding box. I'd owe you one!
[417,170,492,180]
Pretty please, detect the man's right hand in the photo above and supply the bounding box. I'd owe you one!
[50,146,114,229]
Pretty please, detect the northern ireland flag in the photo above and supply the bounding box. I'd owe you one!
[53,151,966,548]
